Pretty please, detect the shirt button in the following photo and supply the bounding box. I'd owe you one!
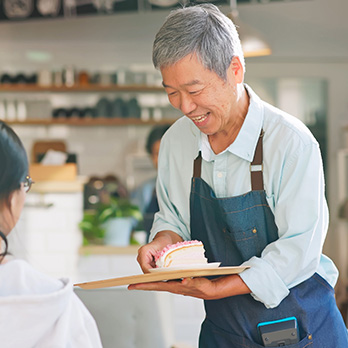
[217,172,223,178]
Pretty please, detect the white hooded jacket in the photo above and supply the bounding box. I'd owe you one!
[0,259,102,348]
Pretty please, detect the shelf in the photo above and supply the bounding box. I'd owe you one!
[79,245,140,255]
[0,84,165,93]
[0,84,174,127]
[4,118,176,126]
[29,178,87,193]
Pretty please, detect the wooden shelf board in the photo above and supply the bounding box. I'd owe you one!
[79,245,140,255]
[2,118,175,126]
[0,84,164,93]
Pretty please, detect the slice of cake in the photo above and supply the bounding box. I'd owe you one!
[155,240,208,268]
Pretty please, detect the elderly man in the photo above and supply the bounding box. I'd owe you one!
[129,4,348,347]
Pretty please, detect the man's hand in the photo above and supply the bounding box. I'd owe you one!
[136,231,183,273]
[128,274,251,300]
[133,231,251,299]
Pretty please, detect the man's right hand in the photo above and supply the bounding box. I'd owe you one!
[136,231,183,273]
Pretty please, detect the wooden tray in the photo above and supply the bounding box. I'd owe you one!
[74,266,249,290]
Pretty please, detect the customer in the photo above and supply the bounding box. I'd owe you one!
[129,4,348,347]
[0,120,102,348]
[131,124,170,241]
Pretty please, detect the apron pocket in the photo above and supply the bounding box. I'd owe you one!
[227,225,265,261]
[200,318,313,348]
[257,335,314,348]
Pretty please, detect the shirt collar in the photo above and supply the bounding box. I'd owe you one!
[200,84,264,163]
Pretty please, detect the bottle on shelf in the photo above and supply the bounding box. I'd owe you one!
[127,98,141,119]
[140,107,151,122]
[53,71,63,87]
[38,69,52,87]
[6,101,17,122]
[0,74,13,84]
[96,97,113,118]
[17,101,27,121]
[78,71,90,86]
[26,73,38,85]
[111,97,126,118]
[99,72,112,86]
[52,108,68,119]
[12,73,27,85]
[80,107,96,118]
[0,101,6,120]
[63,66,76,87]
[153,107,163,122]
[70,107,81,118]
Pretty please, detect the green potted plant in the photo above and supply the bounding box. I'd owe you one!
[79,197,142,246]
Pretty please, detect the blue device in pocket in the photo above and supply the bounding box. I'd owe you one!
[257,316,300,347]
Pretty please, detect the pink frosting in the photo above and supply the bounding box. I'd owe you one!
[154,240,202,262]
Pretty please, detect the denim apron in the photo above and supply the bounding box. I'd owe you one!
[190,132,348,347]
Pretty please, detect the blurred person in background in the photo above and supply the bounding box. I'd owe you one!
[131,124,170,242]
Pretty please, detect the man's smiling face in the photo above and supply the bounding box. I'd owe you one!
[161,53,240,137]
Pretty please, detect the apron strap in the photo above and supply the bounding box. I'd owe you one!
[250,130,264,191]
[193,130,264,187]
[193,151,202,178]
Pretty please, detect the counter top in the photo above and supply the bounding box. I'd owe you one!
[30,177,87,193]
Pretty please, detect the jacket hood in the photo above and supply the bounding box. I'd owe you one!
[0,259,101,348]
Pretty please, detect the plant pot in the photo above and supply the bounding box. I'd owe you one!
[103,217,133,246]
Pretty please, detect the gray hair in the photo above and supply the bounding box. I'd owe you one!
[152,3,245,81]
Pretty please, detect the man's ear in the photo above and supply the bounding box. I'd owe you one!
[228,56,244,84]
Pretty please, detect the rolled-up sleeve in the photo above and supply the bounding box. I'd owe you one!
[149,120,195,242]
[240,142,329,308]
[150,172,190,241]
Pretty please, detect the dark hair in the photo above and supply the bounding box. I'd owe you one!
[146,124,170,155]
[0,121,28,262]
[0,231,8,262]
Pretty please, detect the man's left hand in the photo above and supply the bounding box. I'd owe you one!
[128,274,250,300]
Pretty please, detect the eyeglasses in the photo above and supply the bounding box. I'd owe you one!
[23,176,34,193]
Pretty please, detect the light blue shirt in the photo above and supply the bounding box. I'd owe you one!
[151,84,338,308]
